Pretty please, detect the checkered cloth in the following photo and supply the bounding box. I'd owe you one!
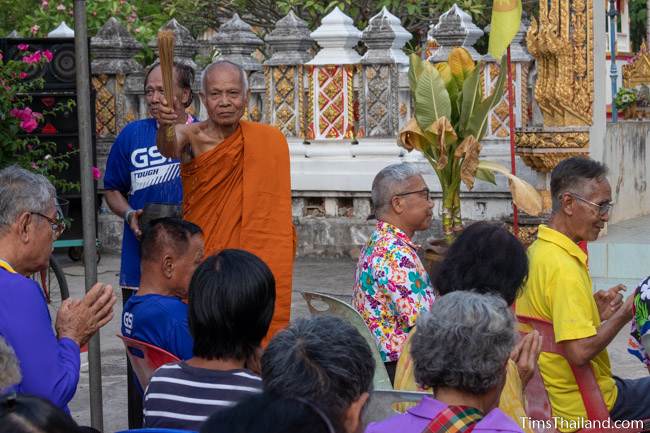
[421,405,484,433]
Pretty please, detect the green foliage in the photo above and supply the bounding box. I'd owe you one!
[222,0,488,48]
[630,0,647,52]
[414,61,452,129]
[2,0,492,60]
[400,50,542,236]
[614,87,638,110]
[8,0,170,64]
[0,45,78,192]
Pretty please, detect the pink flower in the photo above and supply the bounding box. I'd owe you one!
[42,50,53,62]
[22,51,42,64]
[56,3,65,11]
[10,107,42,133]
[19,72,28,79]
[17,43,29,51]
[92,166,101,180]
[20,117,39,133]
[66,143,73,151]
[10,107,32,121]
[31,162,38,169]
[0,52,3,62]
[41,0,49,7]
[30,25,40,35]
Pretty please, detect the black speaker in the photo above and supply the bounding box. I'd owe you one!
[0,38,77,90]
[1,37,96,197]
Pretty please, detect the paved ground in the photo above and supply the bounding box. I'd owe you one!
[51,252,647,432]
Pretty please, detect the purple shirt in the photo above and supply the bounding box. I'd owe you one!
[0,268,80,411]
[365,396,523,433]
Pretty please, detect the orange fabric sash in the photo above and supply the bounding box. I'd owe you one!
[181,120,295,340]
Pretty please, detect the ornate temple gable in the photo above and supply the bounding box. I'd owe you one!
[623,42,650,88]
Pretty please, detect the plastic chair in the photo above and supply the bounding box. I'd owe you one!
[301,291,393,390]
[117,334,181,390]
[363,389,429,426]
[517,315,646,433]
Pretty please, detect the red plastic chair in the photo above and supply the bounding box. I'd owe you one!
[117,335,180,389]
[517,315,645,433]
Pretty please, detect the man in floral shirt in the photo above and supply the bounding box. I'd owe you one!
[353,163,436,382]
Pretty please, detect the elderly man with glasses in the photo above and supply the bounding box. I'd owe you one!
[0,166,116,411]
[517,156,650,429]
[352,162,435,382]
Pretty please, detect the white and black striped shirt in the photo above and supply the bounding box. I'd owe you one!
[143,362,262,431]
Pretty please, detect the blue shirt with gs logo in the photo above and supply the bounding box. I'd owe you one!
[121,293,193,362]
[104,118,185,288]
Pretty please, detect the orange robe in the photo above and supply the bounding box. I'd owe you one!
[181,120,294,339]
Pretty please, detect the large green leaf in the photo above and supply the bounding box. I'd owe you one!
[408,53,426,92]
[435,63,459,120]
[414,62,452,130]
[459,64,482,136]
[465,55,508,141]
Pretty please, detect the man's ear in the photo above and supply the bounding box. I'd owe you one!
[161,255,174,279]
[342,392,369,433]
[391,195,404,215]
[17,212,32,243]
[560,193,575,216]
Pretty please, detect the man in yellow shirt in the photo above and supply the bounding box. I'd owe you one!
[517,157,650,430]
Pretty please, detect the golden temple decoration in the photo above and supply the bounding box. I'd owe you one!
[516,130,589,148]
[526,0,593,127]
[623,41,650,88]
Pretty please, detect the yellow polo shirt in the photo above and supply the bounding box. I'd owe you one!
[516,225,617,431]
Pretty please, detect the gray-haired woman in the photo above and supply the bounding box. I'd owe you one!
[366,291,524,433]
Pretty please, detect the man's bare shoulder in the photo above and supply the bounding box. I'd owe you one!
[185,120,210,132]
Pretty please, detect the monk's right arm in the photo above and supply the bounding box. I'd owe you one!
[155,95,190,159]
[157,124,188,159]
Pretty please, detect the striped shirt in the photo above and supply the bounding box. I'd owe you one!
[143,362,262,431]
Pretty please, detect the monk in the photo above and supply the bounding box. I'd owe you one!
[155,60,294,339]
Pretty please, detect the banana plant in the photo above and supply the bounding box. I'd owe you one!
[399,48,542,240]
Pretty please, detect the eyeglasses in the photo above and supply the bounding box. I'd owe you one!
[567,192,613,216]
[31,212,65,238]
[394,187,431,200]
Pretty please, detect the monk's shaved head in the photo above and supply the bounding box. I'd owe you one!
[201,60,248,94]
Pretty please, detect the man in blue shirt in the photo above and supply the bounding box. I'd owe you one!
[104,62,196,296]
[122,217,204,361]
[0,166,116,411]
[104,61,196,428]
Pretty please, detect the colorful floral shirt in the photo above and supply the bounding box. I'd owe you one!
[352,221,435,362]
[628,276,650,366]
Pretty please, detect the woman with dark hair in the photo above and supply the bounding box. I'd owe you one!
[434,221,529,305]
[201,393,335,433]
[143,249,276,431]
[394,222,541,433]
[0,394,81,433]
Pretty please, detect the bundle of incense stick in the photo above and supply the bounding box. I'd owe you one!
[157,30,176,143]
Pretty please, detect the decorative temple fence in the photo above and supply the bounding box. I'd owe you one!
[25,5,542,254]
